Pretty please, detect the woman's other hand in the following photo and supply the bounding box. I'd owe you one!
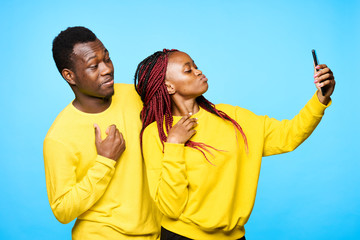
[167,114,197,144]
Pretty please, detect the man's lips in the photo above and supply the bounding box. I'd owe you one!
[101,77,114,86]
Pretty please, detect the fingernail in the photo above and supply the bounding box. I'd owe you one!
[314,74,318,78]
[314,80,318,83]
[316,66,320,69]
[189,112,193,116]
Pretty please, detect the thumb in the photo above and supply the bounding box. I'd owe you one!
[94,123,102,143]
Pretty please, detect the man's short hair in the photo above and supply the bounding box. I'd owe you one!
[52,26,97,74]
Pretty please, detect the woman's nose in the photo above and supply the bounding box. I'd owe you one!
[194,68,202,75]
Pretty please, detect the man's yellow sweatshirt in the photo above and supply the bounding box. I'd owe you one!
[44,83,160,239]
[142,93,330,240]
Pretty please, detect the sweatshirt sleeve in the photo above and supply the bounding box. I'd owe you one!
[43,137,116,224]
[142,127,188,219]
[263,93,331,156]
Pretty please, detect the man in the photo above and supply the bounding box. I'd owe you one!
[43,26,160,239]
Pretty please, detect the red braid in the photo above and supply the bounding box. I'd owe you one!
[134,49,174,150]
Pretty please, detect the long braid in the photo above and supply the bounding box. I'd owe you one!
[197,95,248,153]
[134,50,174,150]
[134,49,248,164]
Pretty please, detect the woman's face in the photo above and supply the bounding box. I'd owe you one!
[165,51,208,99]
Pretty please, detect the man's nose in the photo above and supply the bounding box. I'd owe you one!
[100,61,113,75]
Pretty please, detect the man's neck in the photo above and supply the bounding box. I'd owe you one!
[72,96,112,113]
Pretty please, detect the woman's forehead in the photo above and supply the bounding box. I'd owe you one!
[168,51,192,64]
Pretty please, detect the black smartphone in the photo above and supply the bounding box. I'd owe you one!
[312,49,325,96]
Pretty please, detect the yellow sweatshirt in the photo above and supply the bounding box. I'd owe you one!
[43,83,160,240]
[142,93,330,240]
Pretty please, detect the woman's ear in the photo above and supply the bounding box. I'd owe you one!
[165,80,176,95]
[62,68,76,85]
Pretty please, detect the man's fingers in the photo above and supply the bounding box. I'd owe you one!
[106,124,116,136]
[94,123,102,142]
[114,128,122,144]
[115,128,120,137]
[119,132,126,149]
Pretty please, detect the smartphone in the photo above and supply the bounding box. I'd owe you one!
[312,49,325,96]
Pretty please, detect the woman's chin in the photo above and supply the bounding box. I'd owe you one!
[202,84,209,94]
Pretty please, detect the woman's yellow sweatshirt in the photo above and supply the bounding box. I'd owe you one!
[142,93,330,240]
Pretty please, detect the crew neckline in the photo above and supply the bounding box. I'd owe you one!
[68,99,114,116]
[172,106,205,120]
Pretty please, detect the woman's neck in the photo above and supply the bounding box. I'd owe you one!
[171,96,199,116]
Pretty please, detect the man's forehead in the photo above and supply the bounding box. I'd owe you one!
[73,39,106,59]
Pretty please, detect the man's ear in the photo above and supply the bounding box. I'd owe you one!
[165,80,176,95]
[61,68,76,85]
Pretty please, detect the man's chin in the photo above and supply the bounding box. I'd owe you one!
[104,89,114,100]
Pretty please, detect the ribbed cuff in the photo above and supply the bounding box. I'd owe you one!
[308,92,332,116]
[96,155,116,169]
[163,142,185,163]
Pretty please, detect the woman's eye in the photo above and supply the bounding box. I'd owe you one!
[185,69,192,73]
[105,57,111,63]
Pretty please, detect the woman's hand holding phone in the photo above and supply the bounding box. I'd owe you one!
[312,50,336,105]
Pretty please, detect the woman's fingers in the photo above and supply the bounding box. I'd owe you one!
[167,114,198,144]
[314,72,333,83]
[178,114,191,124]
[184,118,198,129]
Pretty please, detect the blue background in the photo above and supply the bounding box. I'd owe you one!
[1,0,359,239]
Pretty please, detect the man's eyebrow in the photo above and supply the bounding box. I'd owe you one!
[85,54,97,63]
[85,49,109,63]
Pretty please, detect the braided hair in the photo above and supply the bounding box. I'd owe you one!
[134,49,248,163]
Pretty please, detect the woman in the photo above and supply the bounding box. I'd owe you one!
[134,49,335,240]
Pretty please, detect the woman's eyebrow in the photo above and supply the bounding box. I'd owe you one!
[183,62,191,67]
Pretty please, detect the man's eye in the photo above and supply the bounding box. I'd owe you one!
[89,64,98,69]
[105,57,111,63]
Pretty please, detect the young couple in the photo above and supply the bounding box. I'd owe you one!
[44,26,335,240]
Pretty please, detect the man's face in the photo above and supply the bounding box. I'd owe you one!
[70,38,114,99]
